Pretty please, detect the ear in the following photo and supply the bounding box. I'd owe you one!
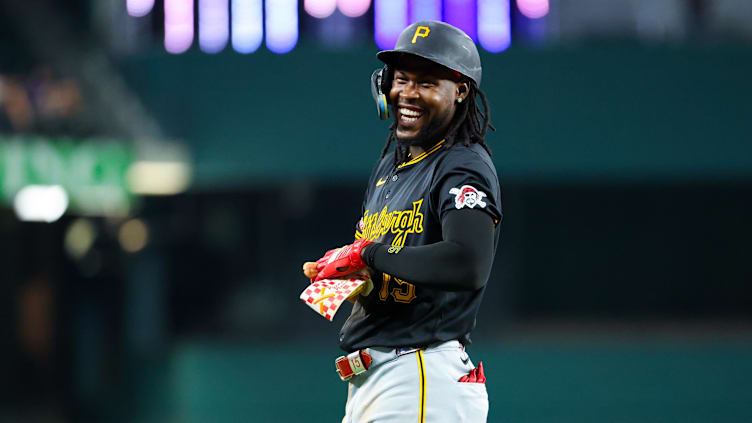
[456,81,469,103]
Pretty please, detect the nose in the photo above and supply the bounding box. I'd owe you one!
[399,81,419,100]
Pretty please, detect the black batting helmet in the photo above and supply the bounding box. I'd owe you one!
[378,20,482,86]
[370,20,482,120]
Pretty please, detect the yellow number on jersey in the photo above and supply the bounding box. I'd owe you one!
[379,273,417,303]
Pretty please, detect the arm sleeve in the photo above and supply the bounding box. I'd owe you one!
[433,154,502,226]
[362,208,495,291]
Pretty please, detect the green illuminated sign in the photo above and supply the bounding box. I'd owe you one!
[0,135,135,215]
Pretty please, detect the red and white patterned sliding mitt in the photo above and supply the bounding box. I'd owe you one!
[299,268,373,321]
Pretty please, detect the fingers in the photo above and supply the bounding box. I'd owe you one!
[303,262,319,279]
[315,247,346,272]
[315,248,339,270]
[311,245,350,281]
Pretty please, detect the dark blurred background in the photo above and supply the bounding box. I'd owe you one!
[1,0,751,422]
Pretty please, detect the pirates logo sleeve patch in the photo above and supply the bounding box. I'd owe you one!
[449,185,488,209]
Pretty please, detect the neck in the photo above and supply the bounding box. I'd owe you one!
[399,134,446,159]
[409,145,425,158]
[398,120,453,159]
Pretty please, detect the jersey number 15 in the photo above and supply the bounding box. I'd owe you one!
[379,273,417,303]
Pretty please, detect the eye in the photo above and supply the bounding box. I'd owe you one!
[420,81,436,88]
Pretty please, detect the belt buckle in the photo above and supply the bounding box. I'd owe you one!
[335,355,353,381]
[335,350,372,382]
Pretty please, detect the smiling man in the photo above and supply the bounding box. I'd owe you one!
[304,20,502,422]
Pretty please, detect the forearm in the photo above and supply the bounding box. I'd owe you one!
[362,242,487,290]
[361,209,495,291]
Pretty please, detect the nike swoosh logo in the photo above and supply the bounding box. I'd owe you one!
[461,355,470,365]
[376,177,387,187]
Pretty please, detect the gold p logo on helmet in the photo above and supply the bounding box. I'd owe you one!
[411,26,430,43]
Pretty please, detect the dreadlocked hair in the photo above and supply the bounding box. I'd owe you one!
[380,81,495,166]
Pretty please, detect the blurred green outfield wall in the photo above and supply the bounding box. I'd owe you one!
[118,42,752,186]
[128,339,752,422]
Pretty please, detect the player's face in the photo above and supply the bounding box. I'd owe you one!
[390,55,468,145]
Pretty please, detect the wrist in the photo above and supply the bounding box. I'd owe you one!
[360,242,380,267]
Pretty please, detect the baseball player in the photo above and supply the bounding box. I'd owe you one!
[304,20,501,422]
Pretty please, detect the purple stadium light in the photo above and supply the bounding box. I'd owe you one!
[232,0,263,53]
[409,0,441,23]
[127,0,155,17]
[478,0,511,52]
[516,0,548,19]
[305,0,337,19]
[444,0,477,41]
[265,0,298,54]
[164,0,194,54]
[338,0,371,18]
[199,0,229,53]
[374,0,408,50]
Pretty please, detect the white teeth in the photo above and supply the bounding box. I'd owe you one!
[403,116,418,123]
[400,108,422,117]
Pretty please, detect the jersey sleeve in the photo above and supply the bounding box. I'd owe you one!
[431,150,502,226]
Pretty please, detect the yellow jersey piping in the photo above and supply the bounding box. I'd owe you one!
[397,139,445,169]
[417,350,426,423]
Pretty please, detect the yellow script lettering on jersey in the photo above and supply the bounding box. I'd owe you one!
[359,199,424,247]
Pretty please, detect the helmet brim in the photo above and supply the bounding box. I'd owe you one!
[377,50,441,67]
[377,50,465,80]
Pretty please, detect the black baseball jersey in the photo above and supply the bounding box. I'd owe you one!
[339,139,502,352]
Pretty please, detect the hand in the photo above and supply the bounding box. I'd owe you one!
[302,248,341,282]
[314,239,373,282]
[315,248,340,273]
[302,262,318,279]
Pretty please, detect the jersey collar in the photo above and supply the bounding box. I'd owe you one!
[397,139,446,169]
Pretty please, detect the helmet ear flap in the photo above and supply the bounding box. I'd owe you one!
[370,66,393,120]
[377,93,389,120]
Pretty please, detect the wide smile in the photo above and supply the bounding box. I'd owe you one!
[398,107,424,126]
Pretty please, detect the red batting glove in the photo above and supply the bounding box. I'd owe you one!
[466,368,478,383]
[475,362,486,383]
[315,248,340,272]
[314,239,372,282]
[459,362,486,383]
[303,249,339,283]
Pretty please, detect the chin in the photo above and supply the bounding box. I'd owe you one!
[395,132,424,146]
[397,127,442,148]
[396,129,418,142]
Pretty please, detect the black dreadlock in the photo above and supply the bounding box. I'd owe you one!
[380,81,495,166]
